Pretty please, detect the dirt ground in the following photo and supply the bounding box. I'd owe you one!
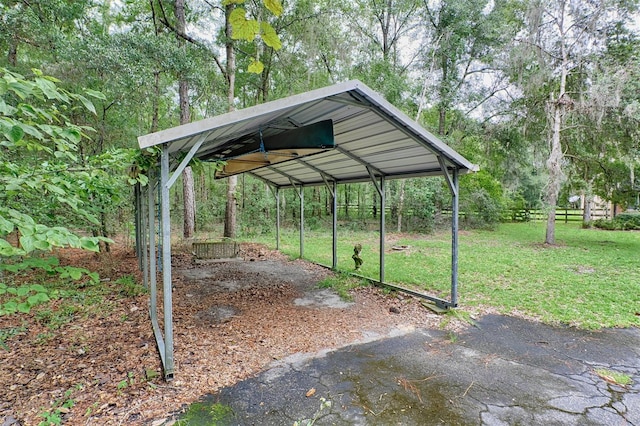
[0,243,457,425]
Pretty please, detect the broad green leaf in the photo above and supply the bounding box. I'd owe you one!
[28,292,50,305]
[61,127,82,144]
[0,215,13,234]
[30,284,47,293]
[83,88,106,100]
[6,287,17,295]
[0,99,17,115]
[3,300,18,314]
[17,302,30,314]
[6,125,24,143]
[223,0,245,4]
[75,94,96,115]
[7,80,32,99]
[68,268,83,280]
[19,235,35,253]
[16,286,30,297]
[33,239,52,251]
[248,59,265,74]
[80,238,99,252]
[0,239,23,256]
[35,78,68,102]
[18,122,43,140]
[264,0,283,16]
[229,8,259,41]
[260,22,282,50]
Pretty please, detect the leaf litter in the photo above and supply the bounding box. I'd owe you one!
[0,242,449,425]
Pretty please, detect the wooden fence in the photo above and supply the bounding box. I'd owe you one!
[502,208,611,223]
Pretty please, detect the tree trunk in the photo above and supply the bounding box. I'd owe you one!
[176,0,195,239]
[397,179,405,232]
[223,3,237,239]
[544,3,569,245]
[224,176,237,238]
[8,39,17,67]
[583,193,592,225]
[151,71,160,133]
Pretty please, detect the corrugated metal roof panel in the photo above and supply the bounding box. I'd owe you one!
[138,80,478,188]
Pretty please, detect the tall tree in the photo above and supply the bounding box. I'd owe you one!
[511,0,638,243]
[419,0,520,136]
[224,2,238,239]
[175,0,196,238]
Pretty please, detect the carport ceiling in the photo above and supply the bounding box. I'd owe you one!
[138,80,478,188]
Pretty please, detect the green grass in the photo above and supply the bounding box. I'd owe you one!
[245,223,640,329]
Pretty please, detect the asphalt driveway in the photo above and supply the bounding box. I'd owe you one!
[181,315,640,425]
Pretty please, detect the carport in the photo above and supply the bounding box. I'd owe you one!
[135,80,478,380]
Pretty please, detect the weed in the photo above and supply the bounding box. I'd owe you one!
[117,371,136,392]
[115,275,146,297]
[36,332,55,345]
[38,385,79,426]
[594,368,633,386]
[446,331,458,343]
[293,397,332,426]
[0,283,53,316]
[36,304,78,330]
[317,273,368,301]
[176,401,234,425]
[0,325,26,350]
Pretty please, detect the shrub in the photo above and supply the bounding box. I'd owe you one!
[593,212,640,230]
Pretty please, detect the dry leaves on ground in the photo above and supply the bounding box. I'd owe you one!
[1,242,454,425]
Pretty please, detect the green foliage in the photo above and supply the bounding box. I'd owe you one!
[35,304,79,330]
[226,0,283,74]
[0,68,128,258]
[176,401,234,425]
[293,397,332,426]
[0,325,25,350]
[0,283,52,316]
[0,256,98,316]
[593,212,640,230]
[318,273,369,301]
[38,385,78,426]
[115,275,147,297]
[594,368,633,386]
[459,170,505,228]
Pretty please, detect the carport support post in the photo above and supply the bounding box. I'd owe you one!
[276,187,281,251]
[379,176,386,283]
[451,168,459,306]
[291,181,304,258]
[160,144,174,379]
[332,180,338,269]
[134,183,142,268]
[141,183,148,289]
[148,175,157,327]
[439,156,460,308]
[368,168,385,283]
[299,187,304,258]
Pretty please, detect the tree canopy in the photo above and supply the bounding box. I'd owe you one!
[0,0,638,250]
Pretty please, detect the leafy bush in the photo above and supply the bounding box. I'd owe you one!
[593,212,640,230]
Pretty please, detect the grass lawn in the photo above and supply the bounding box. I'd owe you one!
[247,222,640,329]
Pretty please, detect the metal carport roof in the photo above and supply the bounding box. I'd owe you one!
[138,80,478,185]
[135,80,478,380]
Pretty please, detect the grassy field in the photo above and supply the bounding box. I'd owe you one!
[247,222,640,329]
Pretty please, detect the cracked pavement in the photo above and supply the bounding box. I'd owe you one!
[187,315,640,425]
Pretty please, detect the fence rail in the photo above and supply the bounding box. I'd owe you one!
[502,208,611,223]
